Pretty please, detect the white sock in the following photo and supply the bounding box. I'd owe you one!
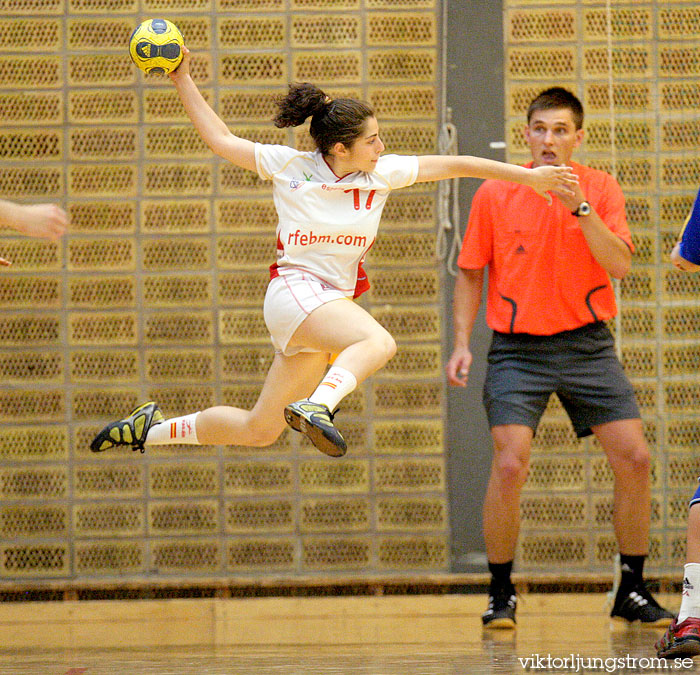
[308,366,357,412]
[145,412,200,445]
[678,562,700,622]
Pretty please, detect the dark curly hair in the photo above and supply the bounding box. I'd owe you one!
[274,82,374,156]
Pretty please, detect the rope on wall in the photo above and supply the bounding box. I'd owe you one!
[437,109,462,277]
[437,1,461,276]
[605,0,618,180]
[604,0,623,360]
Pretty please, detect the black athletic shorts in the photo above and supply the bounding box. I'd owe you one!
[483,321,640,438]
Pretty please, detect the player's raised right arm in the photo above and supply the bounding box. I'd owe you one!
[169,47,256,172]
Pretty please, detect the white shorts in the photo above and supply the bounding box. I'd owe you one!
[263,271,351,356]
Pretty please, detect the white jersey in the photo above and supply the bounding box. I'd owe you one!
[255,143,419,297]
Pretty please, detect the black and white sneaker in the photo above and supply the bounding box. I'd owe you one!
[610,582,674,626]
[482,586,517,629]
[284,399,347,457]
[90,401,164,454]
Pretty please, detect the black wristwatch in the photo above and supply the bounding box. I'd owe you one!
[571,201,591,217]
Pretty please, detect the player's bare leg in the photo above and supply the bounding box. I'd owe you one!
[195,351,330,446]
[595,419,672,625]
[481,424,533,628]
[483,424,533,564]
[93,299,397,457]
[594,419,651,555]
[92,351,329,452]
[284,298,396,457]
[657,504,700,658]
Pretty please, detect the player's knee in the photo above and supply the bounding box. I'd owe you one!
[372,330,396,364]
[625,445,651,474]
[630,449,651,477]
[246,426,283,447]
[360,329,396,367]
[494,453,529,489]
[384,332,397,362]
[612,444,650,479]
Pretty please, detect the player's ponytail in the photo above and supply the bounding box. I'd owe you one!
[274,82,327,127]
[274,82,374,156]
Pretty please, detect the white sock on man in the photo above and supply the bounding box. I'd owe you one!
[308,366,357,413]
[145,412,200,445]
[677,562,700,622]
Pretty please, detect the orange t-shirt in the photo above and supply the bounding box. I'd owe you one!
[457,161,633,335]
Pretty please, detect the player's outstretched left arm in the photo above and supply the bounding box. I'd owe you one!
[169,46,256,172]
[415,155,577,202]
[0,198,68,266]
[0,200,68,240]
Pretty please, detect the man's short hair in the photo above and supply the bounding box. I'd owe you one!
[527,87,584,130]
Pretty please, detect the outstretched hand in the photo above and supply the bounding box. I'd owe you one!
[169,44,191,81]
[0,201,68,267]
[529,165,578,204]
[14,203,68,240]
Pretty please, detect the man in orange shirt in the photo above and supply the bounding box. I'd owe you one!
[446,87,672,628]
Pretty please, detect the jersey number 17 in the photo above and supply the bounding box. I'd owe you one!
[345,189,376,210]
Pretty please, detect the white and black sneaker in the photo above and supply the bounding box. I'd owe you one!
[284,399,347,457]
[482,586,517,629]
[90,401,164,454]
[610,582,674,626]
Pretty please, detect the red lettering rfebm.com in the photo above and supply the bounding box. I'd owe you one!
[287,229,366,247]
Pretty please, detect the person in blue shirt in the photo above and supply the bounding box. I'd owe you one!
[657,187,700,659]
[671,189,700,272]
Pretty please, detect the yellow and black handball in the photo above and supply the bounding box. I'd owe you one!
[129,18,184,75]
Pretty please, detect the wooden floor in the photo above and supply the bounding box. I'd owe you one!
[0,593,697,674]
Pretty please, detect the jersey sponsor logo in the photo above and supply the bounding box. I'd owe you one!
[287,229,367,248]
[290,173,314,191]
